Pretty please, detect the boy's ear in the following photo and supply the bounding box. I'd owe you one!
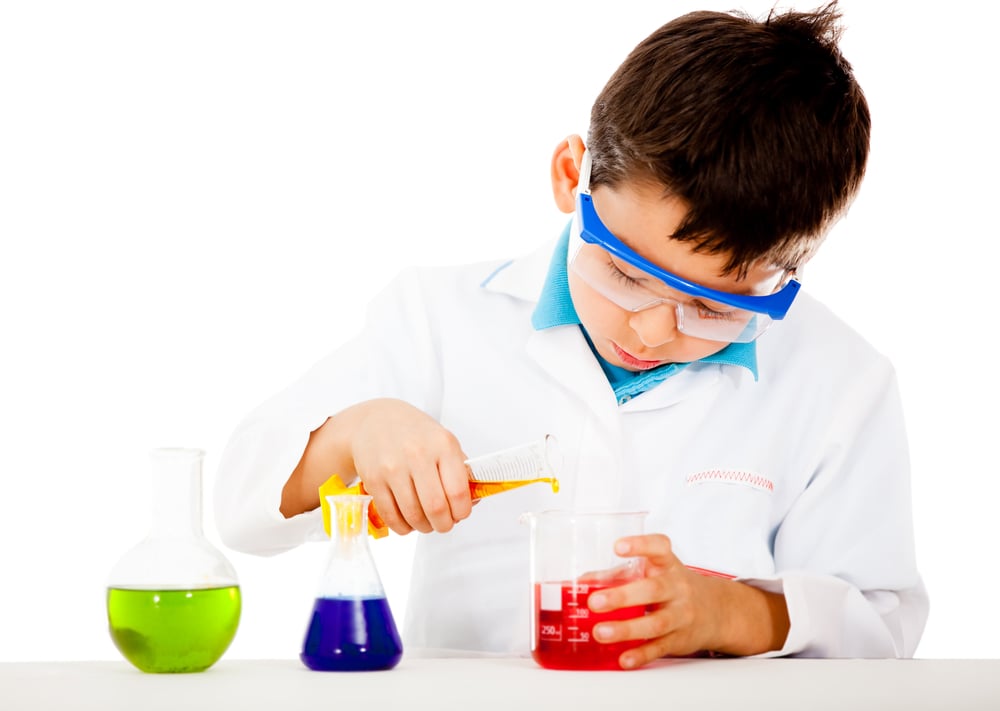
[550,135,587,214]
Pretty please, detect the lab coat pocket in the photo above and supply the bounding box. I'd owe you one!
[668,467,777,578]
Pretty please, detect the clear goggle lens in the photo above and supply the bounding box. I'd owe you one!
[569,242,771,344]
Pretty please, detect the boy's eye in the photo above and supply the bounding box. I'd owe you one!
[604,256,747,324]
[606,260,643,287]
[694,301,740,321]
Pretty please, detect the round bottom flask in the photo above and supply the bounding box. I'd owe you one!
[106,448,241,673]
[300,494,402,671]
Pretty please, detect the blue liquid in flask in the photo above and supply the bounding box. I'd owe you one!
[301,596,402,671]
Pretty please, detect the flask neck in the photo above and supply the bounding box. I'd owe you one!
[148,449,205,539]
[319,494,386,598]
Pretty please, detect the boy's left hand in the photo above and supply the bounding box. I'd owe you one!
[586,534,789,669]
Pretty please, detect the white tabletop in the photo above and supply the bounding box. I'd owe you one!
[2,656,998,711]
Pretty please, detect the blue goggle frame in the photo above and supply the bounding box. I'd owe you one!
[575,191,800,320]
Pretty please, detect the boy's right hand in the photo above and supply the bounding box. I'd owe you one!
[282,398,474,534]
[346,398,473,535]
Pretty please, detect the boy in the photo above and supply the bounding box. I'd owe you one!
[216,2,927,666]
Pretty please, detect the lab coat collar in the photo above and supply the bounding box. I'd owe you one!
[480,238,556,304]
[524,322,737,418]
[617,362,739,412]
[481,238,623,421]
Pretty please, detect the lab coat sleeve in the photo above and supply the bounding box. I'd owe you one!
[214,268,443,556]
[741,358,928,658]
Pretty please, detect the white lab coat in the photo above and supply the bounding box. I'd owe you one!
[215,237,928,658]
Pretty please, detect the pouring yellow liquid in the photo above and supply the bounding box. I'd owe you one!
[321,475,560,538]
[469,476,560,499]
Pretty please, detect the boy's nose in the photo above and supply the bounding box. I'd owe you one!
[628,303,679,348]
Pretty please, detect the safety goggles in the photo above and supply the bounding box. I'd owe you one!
[569,151,800,344]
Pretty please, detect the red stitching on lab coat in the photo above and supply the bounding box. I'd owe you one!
[685,469,775,492]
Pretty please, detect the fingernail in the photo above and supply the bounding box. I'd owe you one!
[589,593,606,609]
[615,540,631,555]
[593,625,612,641]
[621,655,638,669]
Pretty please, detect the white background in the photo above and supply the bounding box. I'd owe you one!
[1,0,997,662]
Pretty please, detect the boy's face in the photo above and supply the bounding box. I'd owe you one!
[568,180,788,371]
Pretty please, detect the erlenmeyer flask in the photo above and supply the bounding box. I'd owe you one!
[106,448,241,673]
[300,494,403,671]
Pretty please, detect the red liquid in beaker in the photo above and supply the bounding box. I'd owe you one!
[532,581,646,670]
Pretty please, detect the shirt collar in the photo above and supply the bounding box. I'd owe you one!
[530,222,580,330]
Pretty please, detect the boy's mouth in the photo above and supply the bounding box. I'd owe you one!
[612,342,664,370]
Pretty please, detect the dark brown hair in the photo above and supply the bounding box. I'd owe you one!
[587,2,869,276]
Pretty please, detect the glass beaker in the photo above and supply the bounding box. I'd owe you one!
[521,509,648,670]
[106,448,241,673]
[300,494,403,671]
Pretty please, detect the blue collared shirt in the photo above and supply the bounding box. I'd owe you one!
[528,223,758,404]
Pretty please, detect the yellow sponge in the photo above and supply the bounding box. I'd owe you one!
[318,474,389,539]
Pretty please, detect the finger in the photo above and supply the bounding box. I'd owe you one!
[439,455,473,523]
[409,462,450,533]
[588,575,668,613]
[578,562,641,585]
[363,480,413,536]
[373,462,433,534]
[616,631,702,670]
[614,533,676,567]
[592,603,692,647]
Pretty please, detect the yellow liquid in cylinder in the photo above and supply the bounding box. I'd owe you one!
[469,477,559,500]
[325,475,560,538]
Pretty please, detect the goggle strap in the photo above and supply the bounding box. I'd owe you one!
[578,149,593,195]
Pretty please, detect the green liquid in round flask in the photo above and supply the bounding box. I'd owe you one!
[106,448,241,673]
